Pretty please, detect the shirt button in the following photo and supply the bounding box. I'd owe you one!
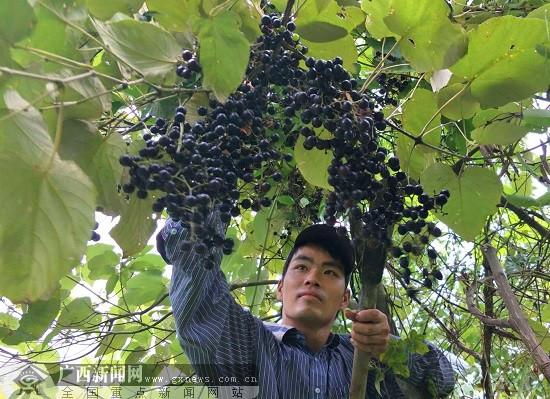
[315,388,320,394]
[170,228,178,235]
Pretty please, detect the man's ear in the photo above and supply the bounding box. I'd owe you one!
[276,279,284,301]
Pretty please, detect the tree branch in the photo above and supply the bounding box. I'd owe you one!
[482,245,550,382]
[499,197,550,242]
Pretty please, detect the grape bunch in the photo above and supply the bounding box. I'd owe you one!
[119,9,450,283]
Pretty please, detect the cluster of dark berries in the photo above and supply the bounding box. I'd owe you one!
[176,50,201,80]
[119,9,450,281]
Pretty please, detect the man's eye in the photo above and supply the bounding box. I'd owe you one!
[325,270,338,276]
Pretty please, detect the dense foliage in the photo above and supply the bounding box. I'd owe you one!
[0,0,549,398]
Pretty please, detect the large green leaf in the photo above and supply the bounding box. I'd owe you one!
[245,268,269,314]
[57,297,101,328]
[110,195,158,257]
[383,0,467,72]
[197,12,250,101]
[421,164,502,241]
[146,0,201,32]
[294,135,333,191]
[2,291,60,345]
[450,16,550,108]
[57,70,111,120]
[86,0,143,20]
[58,120,126,215]
[296,21,348,43]
[94,19,180,84]
[523,109,550,129]
[471,121,531,145]
[0,0,36,45]
[0,91,96,303]
[396,88,440,178]
[87,249,120,280]
[11,4,81,70]
[294,0,360,70]
[125,270,166,306]
[361,0,395,40]
[437,83,480,121]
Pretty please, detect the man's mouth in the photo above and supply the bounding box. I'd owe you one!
[298,292,322,301]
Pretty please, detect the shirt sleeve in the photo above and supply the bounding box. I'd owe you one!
[406,342,456,397]
[157,213,262,377]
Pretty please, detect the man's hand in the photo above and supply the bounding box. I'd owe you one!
[344,309,390,357]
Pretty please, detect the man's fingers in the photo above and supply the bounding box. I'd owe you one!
[351,330,390,346]
[354,309,387,323]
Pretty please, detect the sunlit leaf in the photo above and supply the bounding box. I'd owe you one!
[94,19,180,84]
[0,90,96,303]
[450,16,550,108]
[294,135,333,191]
[197,12,250,101]
[421,164,502,241]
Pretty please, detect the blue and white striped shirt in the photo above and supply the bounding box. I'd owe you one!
[158,214,456,398]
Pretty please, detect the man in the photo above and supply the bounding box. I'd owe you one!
[157,211,455,398]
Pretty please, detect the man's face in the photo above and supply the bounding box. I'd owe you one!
[276,244,350,329]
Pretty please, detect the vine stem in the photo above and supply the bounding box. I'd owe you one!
[418,81,472,140]
[349,283,379,399]
[359,38,402,94]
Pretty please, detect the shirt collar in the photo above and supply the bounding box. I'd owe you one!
[262,321,341,349]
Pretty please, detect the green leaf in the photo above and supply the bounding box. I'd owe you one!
[197,12,250,102]
[233,0,262,43]
[528,319,550,352]
[421,164,502,241]
[450,16,550,108]
[86,0,143,20]
[294,0,359,70]
[437,83,480,120]
[277,195,295,206]
[527,3,550,19]
[384,0,467,71]
[11,4,80,71]
[57,297,101,328]
[125,270,166,306]
[252,207,286,249]
[396,88,440,178]
[57,70,110,120]
[245,268,269,313]
[0,313,20,330]
[95,325,129,358]
[471,121,530,145]
[87,250,120,280]
[58,120,126,215]
[0,90,96,303]
[93,19,180,84]
[2,291,60,345]
[294,135,334,190]
[505,192,550,209]
[147,0,200,32]
[0,0,36,44]
[302,35,358,72]
[523,109,550,129]
[402,89,440,136]
[127,254,165,272]
[110,194,158,257]
[296,21,348,43]
[361,0,395,39]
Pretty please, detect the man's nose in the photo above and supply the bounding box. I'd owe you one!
[304,268,321,285]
